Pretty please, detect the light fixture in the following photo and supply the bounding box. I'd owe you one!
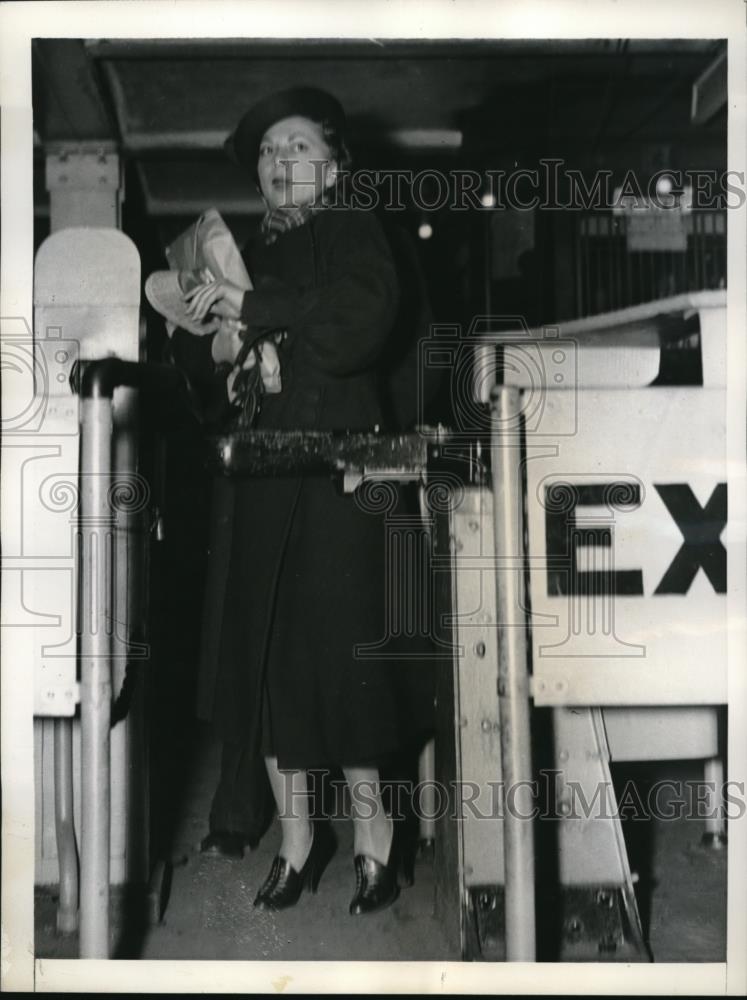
[655,175,673,197]
[418,222,433,240]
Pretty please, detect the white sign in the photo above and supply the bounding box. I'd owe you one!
[524,387,727,706]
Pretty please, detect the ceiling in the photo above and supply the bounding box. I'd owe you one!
[32,37,727,218]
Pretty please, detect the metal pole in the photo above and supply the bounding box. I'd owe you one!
[418,737,436,846]
[490,385,536,961]
[53,717,78,933]
[702,756,727,848]
[79,394,113,958]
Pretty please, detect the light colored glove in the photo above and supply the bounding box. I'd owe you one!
[183,275,245,321]
[211,316,249,366]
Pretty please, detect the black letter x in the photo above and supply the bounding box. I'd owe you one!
[654,484,727,594]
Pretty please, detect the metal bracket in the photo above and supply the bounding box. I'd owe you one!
[464,884,650,961]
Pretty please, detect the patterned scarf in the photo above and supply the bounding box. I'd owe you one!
[260,200,326,245]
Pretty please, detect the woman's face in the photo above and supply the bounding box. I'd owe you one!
[257,115,337,211]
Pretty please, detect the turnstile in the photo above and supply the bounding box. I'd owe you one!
[29,228,149,953]
[26,229,727,960]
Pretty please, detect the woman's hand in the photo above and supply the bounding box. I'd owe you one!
[211,317,248,366]
[184,277,245,322]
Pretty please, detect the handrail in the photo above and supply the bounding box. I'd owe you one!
[78,358,186,400]
[77,359,194,958]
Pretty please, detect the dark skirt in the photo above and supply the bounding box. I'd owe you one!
[197,473,435,770]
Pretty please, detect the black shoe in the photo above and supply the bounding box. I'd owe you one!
[349,851,400,916]
[200,830,256,860]
[254,822,336,911]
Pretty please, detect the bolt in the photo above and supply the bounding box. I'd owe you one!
[565,917,583,940]
[468,519,479,532]
[481,718,491,732]
[459,716,468,728]
[474,640,486,658]
[558,749,569,762]
[596,889,614,908]
[558,797,572,816]
[46,690,55,700]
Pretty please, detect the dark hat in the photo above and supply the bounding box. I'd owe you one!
[225,87,346,178]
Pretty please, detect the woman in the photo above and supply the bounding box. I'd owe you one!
[172,87,427,916]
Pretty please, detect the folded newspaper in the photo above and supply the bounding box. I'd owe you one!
[145,207,281,395]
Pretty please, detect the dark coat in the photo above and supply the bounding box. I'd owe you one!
[171,208,433,769]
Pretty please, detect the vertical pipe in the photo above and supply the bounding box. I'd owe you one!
[53,717,78,933]
[490,385,536,961]
[573,215,583,318]
[647,251,654,303]
[606,215,614,311]
[583,217,591,315]
[624,216,632,308]
[702,757,727,847]
[483,208,493,317]
[418,738,436,844]
[79,394,113,958]
[474,344,497,405]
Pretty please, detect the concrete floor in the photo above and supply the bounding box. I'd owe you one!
[35,733,727,963]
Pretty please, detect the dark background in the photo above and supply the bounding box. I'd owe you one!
[32,38,728,334]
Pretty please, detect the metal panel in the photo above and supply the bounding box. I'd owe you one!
[553,708,629,885]
[602,707,718,762]
[32,228,148,901]
[32,230,142,717]
[432,508,463,955]
[34,227,139,362]
[34,717,129,886]
[450,486,505,887]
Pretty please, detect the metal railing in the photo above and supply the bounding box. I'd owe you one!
[75,359,537,961]
[574,210,726,317]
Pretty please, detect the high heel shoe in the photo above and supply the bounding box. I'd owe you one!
[253,822,336,911]
[349,838,401,916]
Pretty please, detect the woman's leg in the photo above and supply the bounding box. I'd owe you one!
[343,766,393,865]
[264,756,312,871]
